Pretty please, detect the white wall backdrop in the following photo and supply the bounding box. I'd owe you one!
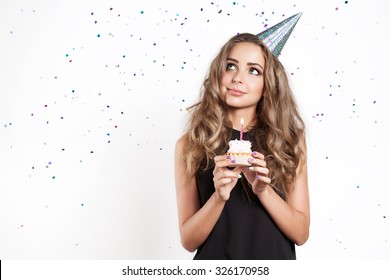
[1,0,389,259]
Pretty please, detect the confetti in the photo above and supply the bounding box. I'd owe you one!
[0,0,387,261]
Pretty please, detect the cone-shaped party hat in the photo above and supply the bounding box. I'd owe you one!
[257,12,302,57]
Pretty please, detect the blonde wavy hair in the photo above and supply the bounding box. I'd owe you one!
[183,33,306,199]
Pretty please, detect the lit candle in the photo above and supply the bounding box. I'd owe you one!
[240,118,244,140]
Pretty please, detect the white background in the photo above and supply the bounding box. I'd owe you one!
[0,0,389,260]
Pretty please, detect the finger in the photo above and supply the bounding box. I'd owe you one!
[215,170,241,183]
[248,166,269,176]
[248,157,266,168]
[255,174,272,184]
[251,151,265,160]
[214,155,228,162]
[231,166,243,173]
[221,170,242,178]
[213,155,236,177]
[216,169,243,186]
[215,155,237,168]
[220,177,234,185]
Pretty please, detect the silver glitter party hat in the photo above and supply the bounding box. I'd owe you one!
[257,12,302,57]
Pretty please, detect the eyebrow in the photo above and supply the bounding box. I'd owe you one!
[227,57,264,69]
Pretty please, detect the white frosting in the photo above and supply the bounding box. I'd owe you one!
[227,139,252,153]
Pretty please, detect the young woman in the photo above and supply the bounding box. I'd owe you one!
[175,33,309,259]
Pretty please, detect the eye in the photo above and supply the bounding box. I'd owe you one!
[249,68,261,76]
[226,63,237,71]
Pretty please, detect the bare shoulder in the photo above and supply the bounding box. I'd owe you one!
[175,133,189,158]
[176,133,187,149]
[175,132,200,223]
[175,133,190,180]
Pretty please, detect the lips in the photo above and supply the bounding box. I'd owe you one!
[227,88,245,96]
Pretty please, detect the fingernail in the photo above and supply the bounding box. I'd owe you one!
[231,159,236,163]
[237,174,242,179]
[248,158,254,163]
[226,155,231,159]
[249,166,255,171]
[256,175,261,179]
[252,151,257,156]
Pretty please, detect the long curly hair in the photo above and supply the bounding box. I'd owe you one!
[183,33,306,199]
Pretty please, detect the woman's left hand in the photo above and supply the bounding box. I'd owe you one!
[242,151,272,195]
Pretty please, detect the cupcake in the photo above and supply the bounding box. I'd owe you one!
[226,139,253,167]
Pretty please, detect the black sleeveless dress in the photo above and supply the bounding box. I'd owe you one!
[193,129,296,260]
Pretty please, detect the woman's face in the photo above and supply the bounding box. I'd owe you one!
[221,42,266,112]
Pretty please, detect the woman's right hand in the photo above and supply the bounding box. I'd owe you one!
[213,155,242,202]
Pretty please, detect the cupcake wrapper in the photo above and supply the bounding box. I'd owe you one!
[226,153,253,167]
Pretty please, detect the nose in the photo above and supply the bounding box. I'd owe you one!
[232,71,243,83]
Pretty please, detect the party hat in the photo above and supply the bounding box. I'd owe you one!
[257,12,302,57]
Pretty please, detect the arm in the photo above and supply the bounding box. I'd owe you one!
[243,148,310,245]
[174,135,242,252]
[258,159,309,245]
